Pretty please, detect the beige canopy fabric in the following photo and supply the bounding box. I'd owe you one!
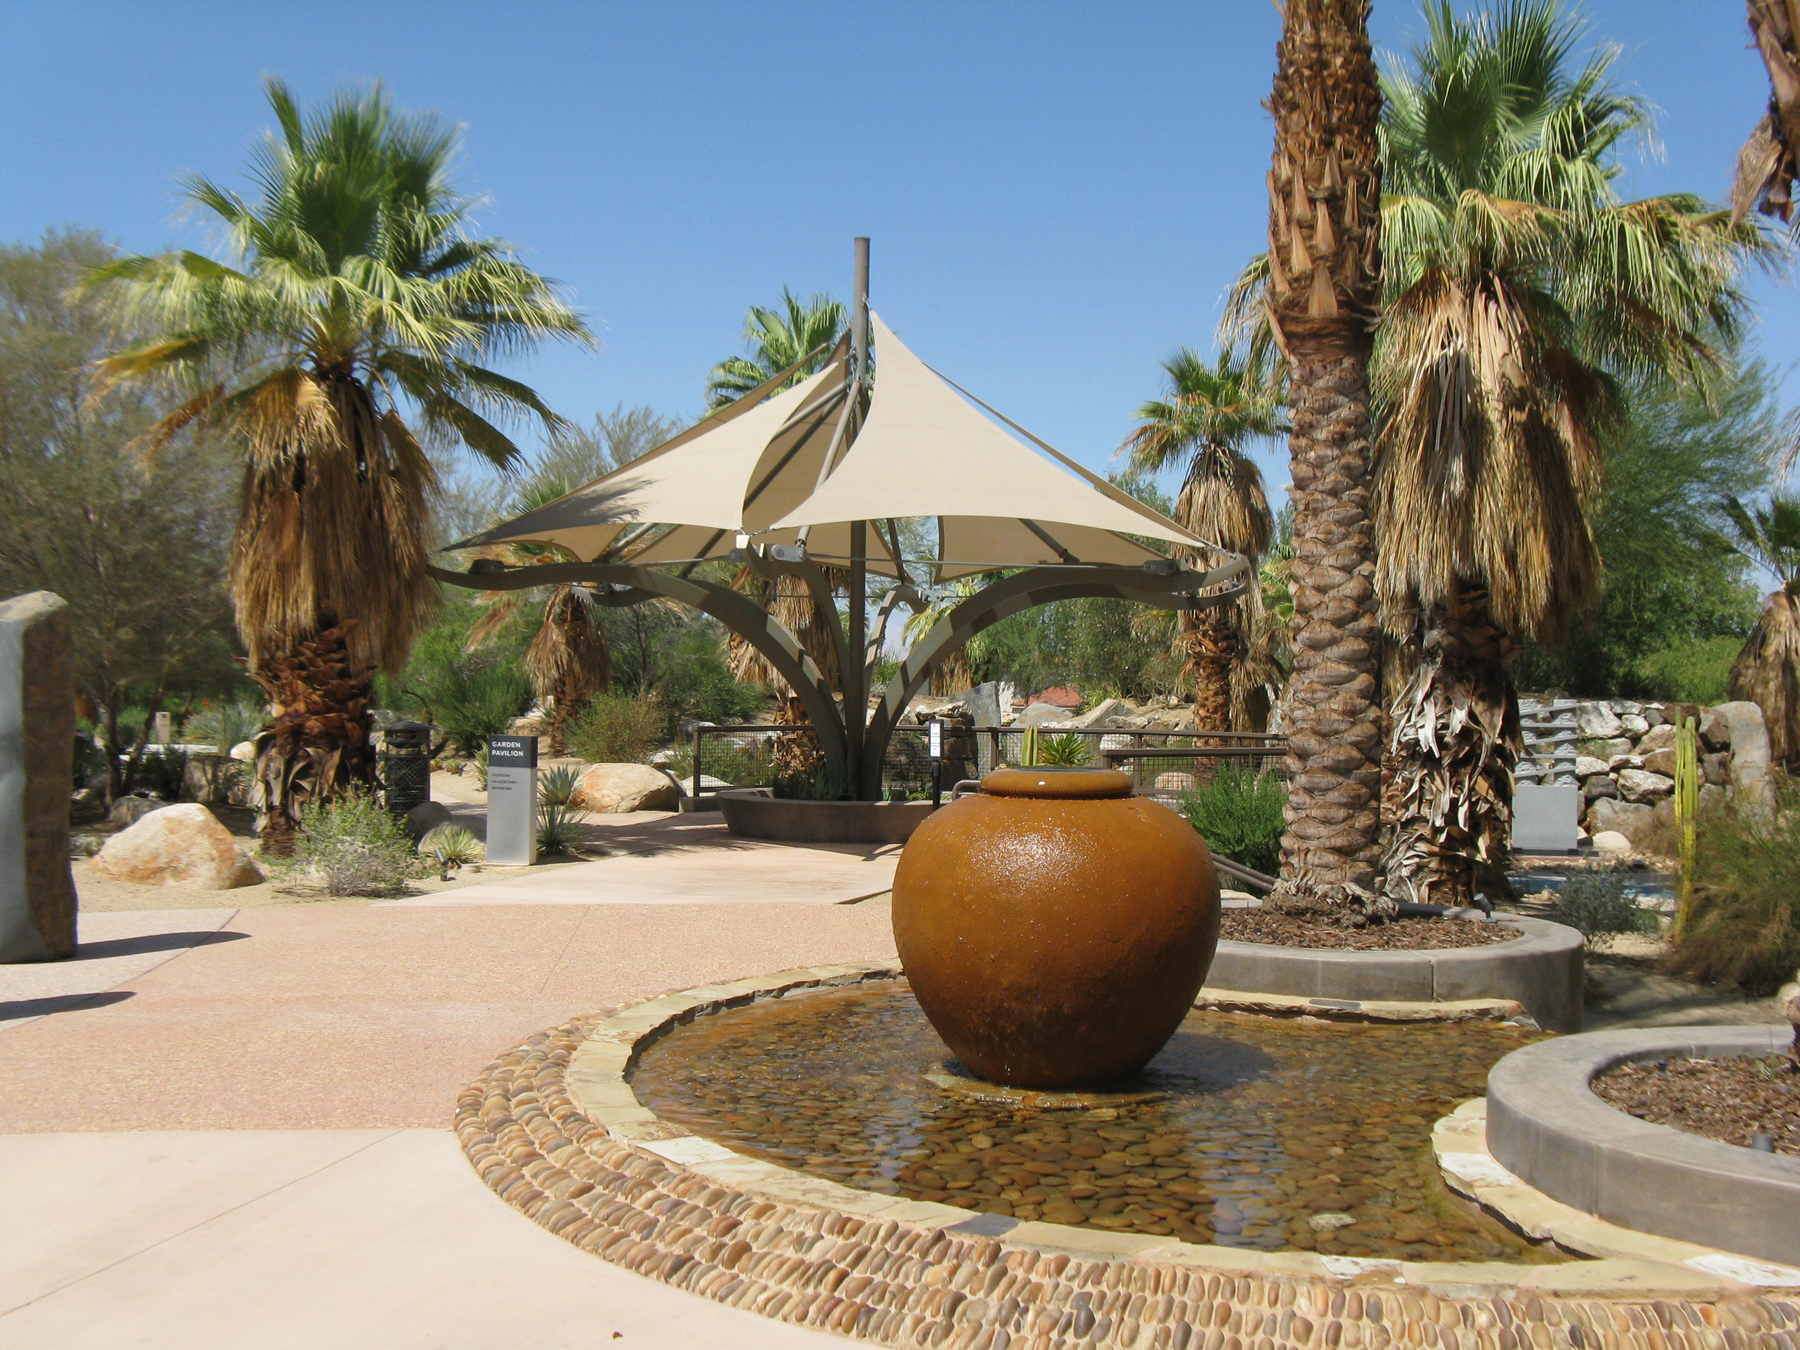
[769,315,1206,578]
[452,312,1213,581]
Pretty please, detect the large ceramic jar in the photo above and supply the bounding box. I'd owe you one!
[892,766,1221,1089]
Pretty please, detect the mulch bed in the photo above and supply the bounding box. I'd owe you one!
[1593,1055,1800,1156]
[1219,911,1521,950]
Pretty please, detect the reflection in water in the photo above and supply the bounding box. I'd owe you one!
[631,980,1561,1262]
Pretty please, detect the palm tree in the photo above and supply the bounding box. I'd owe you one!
[466,478,612,757]
[90,79,591,850]
[705,289,845,408]
[1725,495,1800,767]
[1372,1,1764,906]
[1122,348,1283,734]
[1733,1,1800,227]
[1262,0,1388,917]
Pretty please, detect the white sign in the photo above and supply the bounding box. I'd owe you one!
[486,735,538,866]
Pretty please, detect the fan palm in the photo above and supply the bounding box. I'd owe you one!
[1725,495,1800,766]
[89,79,591,850]
[466,477,612,757]
[1121,348,1283,735]
[1261,0,1388,916]
[1372,1,1765,906]
[1733,1,1800,227]
[705,288,845,408]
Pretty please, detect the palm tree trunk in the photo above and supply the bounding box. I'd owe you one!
[1730,586,1800,767]
[1382,588,1520,908]
[249,619,376,855]
[1263,0,1387,917]
[1182,606,1237,735]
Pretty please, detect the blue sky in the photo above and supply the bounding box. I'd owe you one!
[1,0,1789,504]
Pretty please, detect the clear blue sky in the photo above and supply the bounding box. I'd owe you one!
[1,0,1790,504]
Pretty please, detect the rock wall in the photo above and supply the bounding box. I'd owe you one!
[0,591,77,961]
[1560,697,1768,847]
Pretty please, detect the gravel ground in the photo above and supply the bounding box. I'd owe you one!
[1592,1053,1800,1155]
[1218,911,1519,949]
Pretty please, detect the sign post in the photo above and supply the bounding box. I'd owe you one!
[486,734,538,866]
[927,718,944,809]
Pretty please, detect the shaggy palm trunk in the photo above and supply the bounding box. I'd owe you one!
[1263,0,1386,917]
[249,620,376,856]
[540,588,610,758]
[1182,606,1239,735]
[1382,588,1520,907]
[1730,586,1800,767]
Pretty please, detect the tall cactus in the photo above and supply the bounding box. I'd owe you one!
[1673,712,1700,939]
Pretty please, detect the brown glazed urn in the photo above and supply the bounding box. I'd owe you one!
[892,766,1221,1090]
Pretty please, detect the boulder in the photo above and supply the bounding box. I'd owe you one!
[1702,751,1732,786]
[1590,830,1633,856]
[1015,703,1072,729]
[1717,701,1777,816]
[572,763,680,814]
[89,803,263,889]
[1588,738,1633,760]
[1619,714,1650,737]
[1641,748,1677,778]
[1618,768,1675,802]
[1637,723,1679,756]
[107,795,165,827]
[1583,775,1618,801]
[1606,753,1642,772]
[1586,797,1655,841]
[402,800,453,843]
[1578,703,1624,739]
[1699,709,1732,752]
[1642,706,1666,728]
[183,754,250,807]
[1152,772,1196,795]
[1574,755,1612,778]
[1700,783,1728,813]
[229,740,257,762]
[1053,697,1132,730]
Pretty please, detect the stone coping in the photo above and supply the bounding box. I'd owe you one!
[718,792,932,845]
[1433,1098,1800,1288]
[456,964,1800,1348]
[1486,1026,1800,1268]
[1206,916,1586,1033]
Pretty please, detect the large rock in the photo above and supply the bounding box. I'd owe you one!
[1716,701,1776,816]
[572,763,680,814]
[402,800,453,843]
[1641,748,1677,778]
[1015,703,1072,729]
[1574,755,1612,778]
[0,591,76,961]
[183,754,249,807]
[1586,797,1655,841]
[107,795,166,827]
[1583,775,1618,802]
[1637,723,1679,756]
[1699,709,1732,752]
[1588,737,1633,760]
[89,803,263,889]
[1577,703,1624,739]
[1590,830,1633,856]
[1619,714,1650,737]
[1052,697,1132,730]
[1618,768,1675,802]
[1702,751,1732,786]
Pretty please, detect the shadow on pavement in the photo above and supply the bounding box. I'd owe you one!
[74,930,249,961]
[0,990,135,1024]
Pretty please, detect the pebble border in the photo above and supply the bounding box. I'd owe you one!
[455,964,1800,1349]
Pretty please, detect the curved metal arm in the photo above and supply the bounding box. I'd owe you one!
[859,556,1249,798]
[429,562,849,788]
[739,552,849,687]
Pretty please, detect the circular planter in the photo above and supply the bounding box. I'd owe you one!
[892,767,1220,1088]
[1204,914,1585,1032]
[1487,1025,1800,1266]
[718,789,932,845]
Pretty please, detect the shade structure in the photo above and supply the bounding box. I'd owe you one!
[452,316,1215,578]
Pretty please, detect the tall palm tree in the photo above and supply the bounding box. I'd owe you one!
[1262,0,1388,917]
[1733,1,1800,227]
[1725,495,1800,767]
[90,79,591,850]
[1373,1,1764,906]
[705,288,845,408]
[466,478,612,757]
[1122,348,1283,733]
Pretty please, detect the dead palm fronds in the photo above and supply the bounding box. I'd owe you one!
[1733,0,1800,228]
[1724,494,1800,765]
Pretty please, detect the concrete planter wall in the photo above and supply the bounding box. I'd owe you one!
[718,790,933,846]
[1205,915,1585,1032]
[1487,1026,1800,1266]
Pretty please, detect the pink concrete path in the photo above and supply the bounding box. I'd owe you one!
[0,898,897,1133]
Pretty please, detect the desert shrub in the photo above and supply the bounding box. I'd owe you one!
[423,825,482,867]
[1548,864,1660,952]
[567,691,662,765]
[185,695,265,752]
[774,764,843,800]
[407,653,534,757]
[292,791,418,896]
[1667,793,1800,992]
[1181,765,1287,875]
[1036,733,1093,767]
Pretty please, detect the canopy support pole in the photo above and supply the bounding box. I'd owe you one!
[845,237,871,797]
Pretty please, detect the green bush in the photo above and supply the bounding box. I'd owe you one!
[567,691,663,765]
[185,695,265,752]
[1548,864,1660,952]
[535,764,589,854]
[291,791,418,897]
[1633,635,1741,707]
[1668,793,1800,992]
[1180,765,1287,876]
[406,654,534,757]
[423,825,482,867]
[1035,733,1092,767]
[131,747,190,800]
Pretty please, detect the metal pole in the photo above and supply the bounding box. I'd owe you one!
[847,237,870,798]
[692,722,702,806]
